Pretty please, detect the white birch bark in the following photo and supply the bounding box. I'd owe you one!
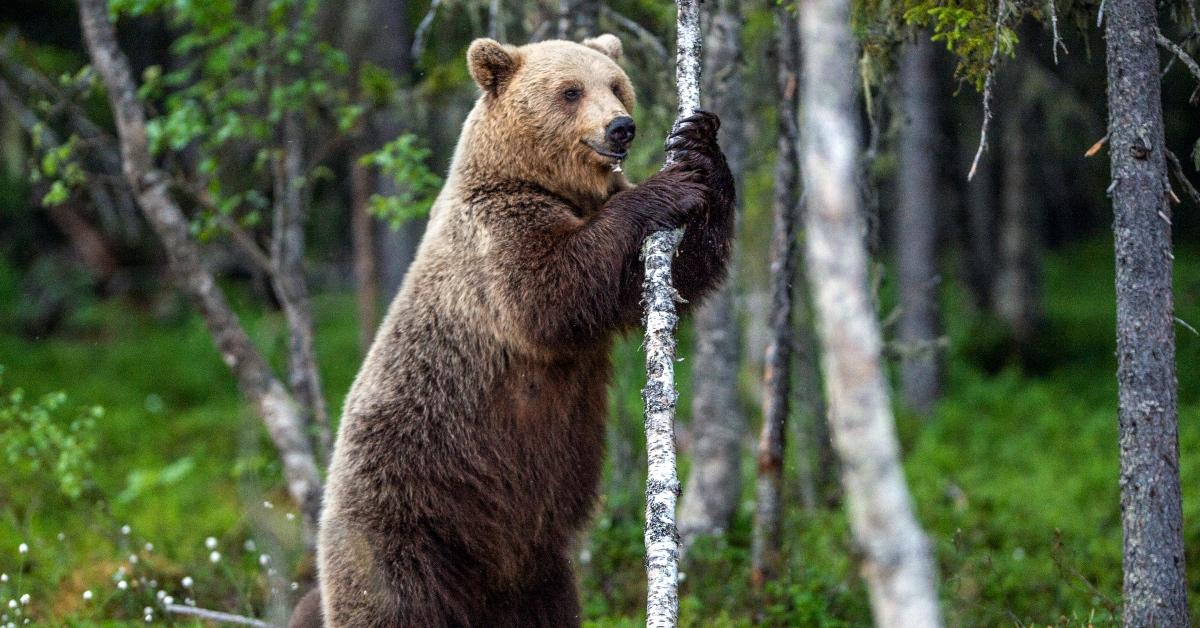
[642,2,701,626]
[798,0,942,625]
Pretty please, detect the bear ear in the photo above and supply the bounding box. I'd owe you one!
[468,38,521,96]
[583,34,623,61]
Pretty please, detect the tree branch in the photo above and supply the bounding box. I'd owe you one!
[411,0,445,61]
[1157,31,1200,86]
[75,0,323,545]
[163,604,273,628]
[968,0,1006,181]
[600,5,669,60]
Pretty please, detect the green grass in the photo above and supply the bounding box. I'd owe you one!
[1,237,1199,625]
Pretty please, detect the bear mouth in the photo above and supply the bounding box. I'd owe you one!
[582,140,628,161]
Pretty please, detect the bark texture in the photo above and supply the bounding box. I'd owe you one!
[643,3,701,625]
[895,35,941,415]
[750,5,799,592]
[798,0,942,624]
[678,0,744,555]
[76,0,323,543]
[1104,0,1190,622]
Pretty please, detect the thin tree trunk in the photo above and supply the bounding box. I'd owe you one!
[750,4,798,593]
[643,3,701,625]
[798,0,942,624]
[960,132,995,311]
[678,0,744,556]
[992,88,1041,346]
[76,0,323,545]
[351,162,379,353]
[895,34,941,414]
[1104,0,1189,622]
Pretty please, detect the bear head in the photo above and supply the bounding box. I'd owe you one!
[460,34,636,211]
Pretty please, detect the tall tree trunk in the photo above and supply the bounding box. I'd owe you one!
[895,34,941,415]
[798,0,942,624]
[677,0,744,556]
[750,4,798,593]
[271,108,332,465]
[1104,0,1189,622]
[75,0,322,544]
[992,86,1041,346]
[643,3,701,624]
[960,130,995,311]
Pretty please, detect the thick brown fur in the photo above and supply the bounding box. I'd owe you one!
[296,35,735,628]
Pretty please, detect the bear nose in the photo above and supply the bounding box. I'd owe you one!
[605,116,636,148]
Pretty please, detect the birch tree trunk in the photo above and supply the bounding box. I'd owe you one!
[76,0,323,545]
[677,0,744,555]
[798,0,942,624]
[643,2,701,625]
[1104,0,1190,622]
[895,34,941,415]
[750,4,799,593]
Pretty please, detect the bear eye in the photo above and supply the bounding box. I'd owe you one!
[562,87,583,102]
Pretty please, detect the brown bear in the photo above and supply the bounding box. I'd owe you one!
[295,33,734,628]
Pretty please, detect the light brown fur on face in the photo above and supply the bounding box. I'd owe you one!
[300,34,735,628]
[463,37,636,213]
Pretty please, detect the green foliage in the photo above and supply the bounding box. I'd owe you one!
[119,0,365,237]
[360,134,443,228]
[0,366,99,501]
[902,1,1018,90]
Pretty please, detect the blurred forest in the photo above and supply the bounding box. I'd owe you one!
[1,0,1199,625]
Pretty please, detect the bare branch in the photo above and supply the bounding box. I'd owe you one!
[600,5,669,60]
[968,0,1006,181]
[1047,0,1067,63]
[1157,31,1200,85]
[1166,148,1200,207]
[411,0,445,61]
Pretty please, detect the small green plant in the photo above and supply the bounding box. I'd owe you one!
[0,365,99,502]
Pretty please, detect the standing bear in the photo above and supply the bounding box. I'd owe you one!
[295,33,735,628]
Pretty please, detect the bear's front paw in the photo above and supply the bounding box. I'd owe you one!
[634,168,706,232]
[666,111,735,213]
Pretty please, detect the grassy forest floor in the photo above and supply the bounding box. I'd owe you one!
[2,237,1199,626]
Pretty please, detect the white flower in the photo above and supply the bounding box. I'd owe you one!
[181,576,193,588]
[143,615,152,623]
[243,540,256,552]
[204,537,218,550]
[290,581,299,591]
[285,513,295,521]
[117,580,128,591]
[162,595,174,606]
[17,596,27,606]
[263,501,274,509]
[258,554,270,566]
[0,574,6,583]
[143,607,152,615]
[156,590,166,600]
[209,550,221,563]
[144,543,154,552]
[56,532,65,542]
[120,525,131,535]
[82,591,93,601]
[16,544,27,555]
[5,602,14,610]
[128,554,139,565]
[185,598,195,606]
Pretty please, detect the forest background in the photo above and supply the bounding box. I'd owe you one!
[1,0,1199,625]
